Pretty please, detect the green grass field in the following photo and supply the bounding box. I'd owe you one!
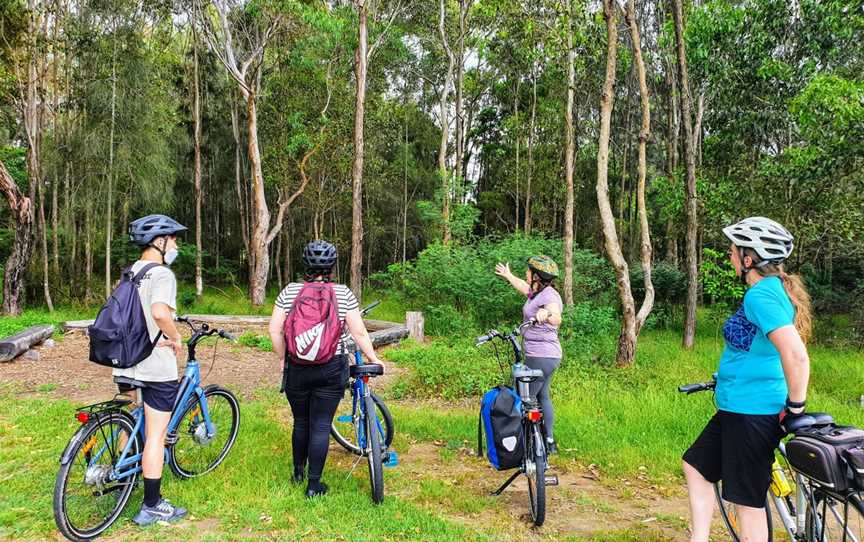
[1,296,863,540]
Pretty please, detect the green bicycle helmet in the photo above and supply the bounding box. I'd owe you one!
[527,255,559,281]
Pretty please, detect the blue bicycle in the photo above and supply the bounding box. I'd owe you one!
[329,301,396,504]
[53,317,240,541]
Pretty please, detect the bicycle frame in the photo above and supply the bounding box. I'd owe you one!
[349,349,387,451]
[103,360,212,482]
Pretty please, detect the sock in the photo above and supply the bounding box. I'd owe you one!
[143,477,161,507]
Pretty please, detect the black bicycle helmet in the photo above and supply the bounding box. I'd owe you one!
[128,214,188,247]
[303,240,338,271]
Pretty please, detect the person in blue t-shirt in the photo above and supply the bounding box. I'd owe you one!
[683,217,813,542]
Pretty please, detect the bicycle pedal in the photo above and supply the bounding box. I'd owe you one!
[384,452,399,468]
[336,415,353,423]
[544,475,559,486]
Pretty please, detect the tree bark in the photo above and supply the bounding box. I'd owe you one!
[105,35,117,299]
[514,78,520,231]
[625,0,655,334]
[230,98,249,265]
[525,65,537,234]
[672,0,700,349]
[39,172,53,311]
[246,92,270,306]
[192,27,204,298]
[438,0,455,244]
[0,162,34,315]
[562,6,576,307]
[350,0,369,298]
[596,0,638,366]
[664,49,679,265]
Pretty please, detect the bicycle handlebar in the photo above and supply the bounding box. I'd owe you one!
[678,381,716,394]
[475,319,538,347]
[175,316,237,344]
[361,301,381,317]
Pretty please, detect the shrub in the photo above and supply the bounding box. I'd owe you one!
[372,234,615,333]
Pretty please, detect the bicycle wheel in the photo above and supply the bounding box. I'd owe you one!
[53,412,140,542]
[806,490,864,541]
[168,386,240,479]
[525,423,546,527]
[714,482,773,542]
[332,391,393,455]
[364,395,385,504]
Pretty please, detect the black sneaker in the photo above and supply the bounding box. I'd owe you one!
[546,439,559,455]
[305,481,328,498]
[132,498,187,526]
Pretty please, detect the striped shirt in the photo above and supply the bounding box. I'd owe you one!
[275,282,360,354]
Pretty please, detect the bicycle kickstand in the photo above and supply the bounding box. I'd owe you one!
[491,470,522,496]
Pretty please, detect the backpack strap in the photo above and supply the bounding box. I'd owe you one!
[130,262,165,345]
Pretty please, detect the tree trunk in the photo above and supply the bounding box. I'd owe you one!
[0,162,34,315]
[85,197,92,301]
[350,0,369,298]
[105,37,117,299]
[454,0,467,187]
[562,9,576,307]
[230,98,250,265]
[438,0,455,244]
[38,175,53,311]
[664,52,679,265]
[514,78,520,232]
[525,65,537,234]
[672,0,700,349]
[625,0,655,334]
[246,92,270,307]
[403,108,409,264]
[192,29,204,298]
[596,0,638,366]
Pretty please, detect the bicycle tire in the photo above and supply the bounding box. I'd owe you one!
[714,482,773,542]
[332,392,394,455]
[53,412,140,542]
[805,490,864,541]
[364,395,385,504]
[525,422,546,527]
[167,386,240,479]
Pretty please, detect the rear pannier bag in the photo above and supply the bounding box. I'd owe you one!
[786,425,864,492]
[478,385,524,471]
[844,446,864,491]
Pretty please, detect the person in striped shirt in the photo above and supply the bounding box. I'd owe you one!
[268,240,385,498]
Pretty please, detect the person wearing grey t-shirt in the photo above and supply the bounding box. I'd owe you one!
[495,255,563,454]
[120,215,188,526]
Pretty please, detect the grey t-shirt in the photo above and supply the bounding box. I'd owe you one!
[113,260,178,382]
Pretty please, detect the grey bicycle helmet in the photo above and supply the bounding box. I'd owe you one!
[128,214,188,247]
[722,217,794,264]
[302,240,338,270]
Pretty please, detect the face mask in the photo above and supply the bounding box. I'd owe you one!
[164,248,179,266]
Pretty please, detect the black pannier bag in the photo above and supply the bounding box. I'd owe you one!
[844,446,864,491]
[786,425,864,492]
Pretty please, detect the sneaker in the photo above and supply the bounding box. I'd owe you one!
[133,498,188,526]
[546,439,559,455]
[305,481,328,498]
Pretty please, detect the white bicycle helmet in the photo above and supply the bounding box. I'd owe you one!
[722,217,794,264]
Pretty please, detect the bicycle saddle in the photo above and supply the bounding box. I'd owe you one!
[113,376,148,389]
[513,366,544,383]
[350,364,384,378]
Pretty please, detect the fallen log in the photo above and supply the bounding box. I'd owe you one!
[0,324,55,362]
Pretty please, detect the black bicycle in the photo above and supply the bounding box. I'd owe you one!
[476,320,558,527]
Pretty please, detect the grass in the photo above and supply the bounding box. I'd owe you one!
[0,386,492,542]
[2,297,863,540]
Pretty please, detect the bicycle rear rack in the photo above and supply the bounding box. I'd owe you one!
[74,397,134,423]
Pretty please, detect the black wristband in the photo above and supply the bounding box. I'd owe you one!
[786,397,806,409]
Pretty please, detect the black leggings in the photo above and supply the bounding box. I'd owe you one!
[283,357,349,482]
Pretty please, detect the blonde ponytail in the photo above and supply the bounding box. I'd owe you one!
[780,272,813,344]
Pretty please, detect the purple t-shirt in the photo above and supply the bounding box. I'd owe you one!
[522,287,563,359]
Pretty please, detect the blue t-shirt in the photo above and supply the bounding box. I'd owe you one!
[715,276,795,415]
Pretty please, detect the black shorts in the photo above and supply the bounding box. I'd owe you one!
[683,410,783,508]
[117,380,180,412]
